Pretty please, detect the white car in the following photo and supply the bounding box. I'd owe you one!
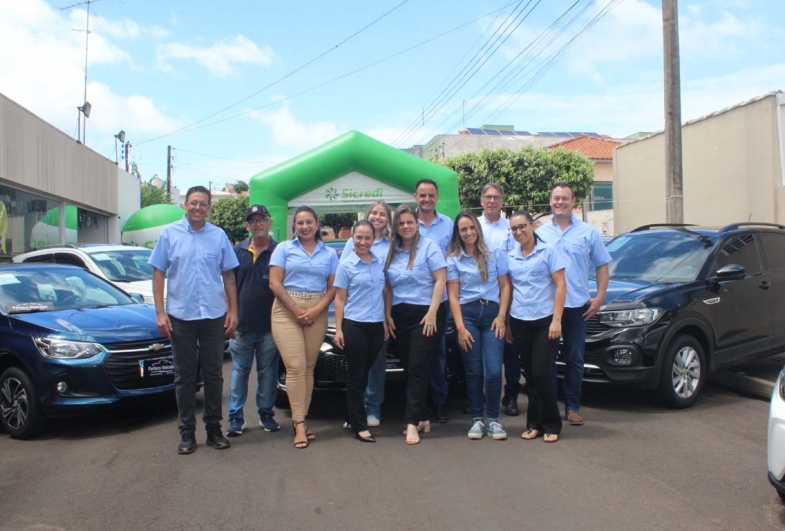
[13,244,155,303]
[769,365,785,502]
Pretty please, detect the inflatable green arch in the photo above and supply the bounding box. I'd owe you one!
[249,130,460,241]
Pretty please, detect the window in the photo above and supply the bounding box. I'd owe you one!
[713,234,761,275]
[758,233,785,271]
[591,183,613,211]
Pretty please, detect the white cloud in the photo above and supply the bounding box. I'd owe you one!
[157,35,275,77]
[0,0,181,148]
[250,104,344,151]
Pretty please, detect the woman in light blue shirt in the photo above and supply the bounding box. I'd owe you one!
[334,220,388,443]
[341,201,392,427]
[269,206,338,449]
[507,210,566,443]
[446,211,511,441]
[384,204,446,445]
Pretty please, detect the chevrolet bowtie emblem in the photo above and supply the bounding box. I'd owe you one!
[148,343,165,351]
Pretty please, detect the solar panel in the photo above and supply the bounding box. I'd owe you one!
[512,130,530,136]
[484,129,502,135]
[466,128,484,135]
[567,132,584,136]
[499,130,516,135]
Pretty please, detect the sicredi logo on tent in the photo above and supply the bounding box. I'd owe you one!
[324,187,384,201]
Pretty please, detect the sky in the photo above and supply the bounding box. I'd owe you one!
[1,0,783,194]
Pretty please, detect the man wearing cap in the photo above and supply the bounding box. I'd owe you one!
[226,204,282,437]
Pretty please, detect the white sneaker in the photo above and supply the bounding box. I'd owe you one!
[367,415,380,427]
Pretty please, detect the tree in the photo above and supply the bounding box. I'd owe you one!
[232,180,249,194]
[210,196,249,243]
[321,213,356,237]
[440,146,595,217]
[133,163,173,208]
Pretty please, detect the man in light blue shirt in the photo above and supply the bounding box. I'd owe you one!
[536,182,611,426]
[414,179,452,422]
[477,182,520,417]
[149,185,240,454]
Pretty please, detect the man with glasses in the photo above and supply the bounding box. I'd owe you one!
[226,204,282,437]
[477,183,520,416]
[149,185,240,454]
[536,182,611,426]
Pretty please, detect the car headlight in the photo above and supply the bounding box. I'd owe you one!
[34,338,107,359]
[598,308,663,327]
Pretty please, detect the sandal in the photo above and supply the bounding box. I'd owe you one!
[305,425,316,441]
[543,433,560,443]
[401,421,431,436]
[292,421,309,449]
[521,428,541,440]
[404,424,420,445]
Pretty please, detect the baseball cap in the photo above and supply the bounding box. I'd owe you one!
[245,204,271,221]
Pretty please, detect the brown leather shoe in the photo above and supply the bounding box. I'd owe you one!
[566,410,584,426]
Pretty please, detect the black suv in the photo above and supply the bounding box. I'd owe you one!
[558,223,785,408]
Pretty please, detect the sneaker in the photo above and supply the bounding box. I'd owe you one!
[487,421,508,440]
[226,418,245,437]
[367,415,380,427]
[177,432,196,455]
[206,430,231,450]
[259,416,281,432]
[467,420,485,440]
[501,396,520,416]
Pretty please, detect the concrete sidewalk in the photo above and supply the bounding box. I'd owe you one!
[710,352,785,401]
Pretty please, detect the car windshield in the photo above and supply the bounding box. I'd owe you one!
[86,248,153,282]
[0,267,136,314]
[597,231,718,282]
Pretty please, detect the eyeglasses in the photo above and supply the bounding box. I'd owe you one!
[482,194,503,201]
[186,201,209,209]
[247,217,270,225]
[510,223,530,233]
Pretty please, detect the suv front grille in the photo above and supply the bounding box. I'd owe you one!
[314,353,348,383]
[103,338,174,390]
[586,315,612,337]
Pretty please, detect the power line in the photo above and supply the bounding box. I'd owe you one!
[137,0,410,145]
[172,147,282,164]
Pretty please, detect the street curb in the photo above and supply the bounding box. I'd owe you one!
[710,371,774,401]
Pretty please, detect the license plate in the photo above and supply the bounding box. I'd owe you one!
[139,356,175,377]
[385,357,401,369]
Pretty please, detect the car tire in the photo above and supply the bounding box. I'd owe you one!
[0,367,45,439]
[658,335,705,409]
[779,490,785,503]
[274,391,290,410]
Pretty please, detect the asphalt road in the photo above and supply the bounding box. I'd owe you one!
[1,359,784,531]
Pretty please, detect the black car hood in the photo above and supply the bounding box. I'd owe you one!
[590,279,682,307]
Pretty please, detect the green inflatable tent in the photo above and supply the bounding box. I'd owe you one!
[249,130,460,240]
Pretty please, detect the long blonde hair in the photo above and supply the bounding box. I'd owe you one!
[366,201,392,241]
[385,204,420,271]
[447,211,491,281]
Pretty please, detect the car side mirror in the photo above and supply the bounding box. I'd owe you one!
[708,264,746,282]
[128,292,145,303]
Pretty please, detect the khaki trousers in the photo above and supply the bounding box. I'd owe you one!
[271,297,328,422]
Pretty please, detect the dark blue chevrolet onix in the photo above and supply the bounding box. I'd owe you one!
[0,264,175,438]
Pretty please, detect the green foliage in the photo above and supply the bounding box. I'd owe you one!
[320,213,357,235]
[210,196,249,243]
[440,147,595,216]
[134,163,173,208]
[232,180,249,194]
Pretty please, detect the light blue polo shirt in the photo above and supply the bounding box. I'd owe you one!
[334,251,386,322]
[446,249,508,305]
[479,213,514,253]
[269,238,338,293]
[417,210,453,256]
[536,215,612,308]
[341,237,391,264]
[385,237,447,306]
[148,216,239,321]
[507,242,567,321]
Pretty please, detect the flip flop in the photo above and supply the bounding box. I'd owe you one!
[543,433,560,443]
[521,429,541,440]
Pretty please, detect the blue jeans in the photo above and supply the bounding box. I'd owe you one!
[365,339,388,419]
[428,302,449,406]
[559,304,588,412]
[459,300,504,420]
[228,330,279,421]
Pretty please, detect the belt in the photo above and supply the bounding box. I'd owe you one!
[287,291,325,300]
[476,298,495,306]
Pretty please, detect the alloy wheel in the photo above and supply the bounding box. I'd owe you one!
[1,377,29,431]
[671,346,701,399]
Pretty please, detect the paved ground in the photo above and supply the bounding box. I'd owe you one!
[1,359,784,531]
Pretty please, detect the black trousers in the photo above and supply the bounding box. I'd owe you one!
[391,303,446,425]
[510,315,562,435]
[343,319,385,433]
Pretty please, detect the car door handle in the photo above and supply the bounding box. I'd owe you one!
[759,281,770,290]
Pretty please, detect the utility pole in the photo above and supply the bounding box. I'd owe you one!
[663,0,683,223]
[166,145,173,195]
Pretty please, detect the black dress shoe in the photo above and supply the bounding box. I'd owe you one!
[178,433,197,455]
[431,404,449,423]
[206,430,231,449]
[502,396,520,417]
[355,433,376,443]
